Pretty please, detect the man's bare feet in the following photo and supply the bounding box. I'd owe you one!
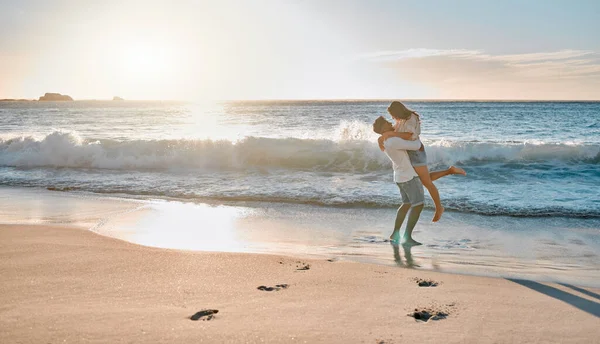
[401,237,422,246]
[390,231,400,243]
[449,166,467,176]
[432,206,445,222]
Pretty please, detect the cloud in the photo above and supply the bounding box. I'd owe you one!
[361,49,600,99]
[360,48,483,61]
[485,50,594,63]
[363,48,595,65]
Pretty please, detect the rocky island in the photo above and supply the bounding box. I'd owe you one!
[38,93,73,101]
[113,96,124,101]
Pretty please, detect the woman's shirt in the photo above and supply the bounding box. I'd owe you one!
[393,113,421,141]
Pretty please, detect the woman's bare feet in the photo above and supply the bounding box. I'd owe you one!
[449,166,467,176]
[432,206,445,222]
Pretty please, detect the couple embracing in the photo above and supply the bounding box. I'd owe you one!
[373,101,466,245]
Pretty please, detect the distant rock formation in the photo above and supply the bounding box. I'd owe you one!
[38,93,73,101]
[113,96,124,101]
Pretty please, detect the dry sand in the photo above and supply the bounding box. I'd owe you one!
[1,224,599,343]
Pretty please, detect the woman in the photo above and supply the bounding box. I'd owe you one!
[378,101,466,222]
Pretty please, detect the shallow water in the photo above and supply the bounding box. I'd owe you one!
[3,187,598,288]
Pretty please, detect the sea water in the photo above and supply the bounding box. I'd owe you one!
[1,100,599,217]
[1,100,599,285]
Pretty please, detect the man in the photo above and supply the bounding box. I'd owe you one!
[373,116,465,245]
[373,116,424,245]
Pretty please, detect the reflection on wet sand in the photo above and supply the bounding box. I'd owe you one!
[391,243,418,268]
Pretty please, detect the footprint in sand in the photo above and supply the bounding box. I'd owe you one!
[190,309,218,321]
[296,261,310,270]
[409,308,448,322]
[257,284,289,291]
[414,278,439,287]
[409,303,455,322]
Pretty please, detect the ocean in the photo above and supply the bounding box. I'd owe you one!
[1,100,599,217]
[1,100,599,285]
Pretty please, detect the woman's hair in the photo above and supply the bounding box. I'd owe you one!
[372,116,391,134]
[387,101,415,120]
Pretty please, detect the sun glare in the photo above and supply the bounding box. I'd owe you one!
[121,44,173,80]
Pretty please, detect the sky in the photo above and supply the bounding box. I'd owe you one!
[1,0,599,100]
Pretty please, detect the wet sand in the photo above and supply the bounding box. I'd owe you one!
[3,187,599,288]
[1,224,599,343]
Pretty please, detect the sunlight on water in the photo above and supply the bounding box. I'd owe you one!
[0,187,142,228]
[98,201,253,252]
[181,102,249,141]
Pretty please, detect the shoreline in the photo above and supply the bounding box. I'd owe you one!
[2,186,599,288]
[1,223,599,343]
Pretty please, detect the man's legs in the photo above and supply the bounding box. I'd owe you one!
[402,204,424,246]
[391,182,412,242]
[390,203,411,242]
[398,177,425,245]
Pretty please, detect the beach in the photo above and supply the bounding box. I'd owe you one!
[2,223,599,344]
[2,0,600,341]
[1,100,599,342]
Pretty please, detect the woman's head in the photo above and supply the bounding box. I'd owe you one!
[387,101,414,120]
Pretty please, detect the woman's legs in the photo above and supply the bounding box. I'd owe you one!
[429,166,467,182]
[414,165,466,222]
[413,165,444,222]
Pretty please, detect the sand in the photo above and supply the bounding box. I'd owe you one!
[1,224,599,343]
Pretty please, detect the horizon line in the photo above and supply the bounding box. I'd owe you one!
[2,97,600,102]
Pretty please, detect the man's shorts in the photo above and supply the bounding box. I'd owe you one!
[407,148,427,167]
[396,177,425,207]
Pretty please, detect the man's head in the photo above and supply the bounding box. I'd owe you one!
[372,116,394,134]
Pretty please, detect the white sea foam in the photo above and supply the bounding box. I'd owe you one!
[426,140,600,165]
[0,130,598,172]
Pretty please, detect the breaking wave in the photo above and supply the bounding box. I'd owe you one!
[0,131,599,172]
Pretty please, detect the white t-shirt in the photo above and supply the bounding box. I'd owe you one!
[383,137,421,183]
[393,113,421,141]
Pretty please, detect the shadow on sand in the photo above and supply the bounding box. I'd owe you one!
[507,279,600,318]
[559,283,600,301]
